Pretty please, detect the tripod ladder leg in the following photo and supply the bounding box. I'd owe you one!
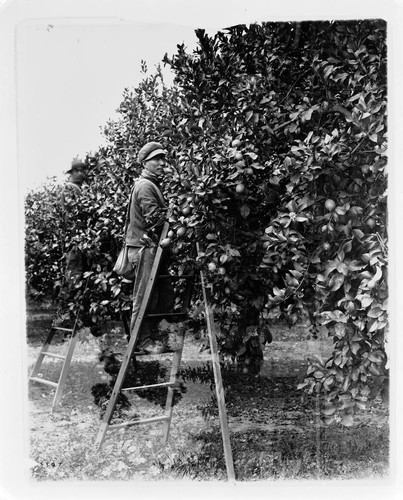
[162,329,186,445]
[51,327,80,412]
[198,243,235,481]
[29,327,57,379]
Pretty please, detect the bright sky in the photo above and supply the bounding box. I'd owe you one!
[8,0,400,193]
[15,20,199,191]
[12,0,285,193]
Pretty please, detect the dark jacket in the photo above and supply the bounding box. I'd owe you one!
[125,171,167,247]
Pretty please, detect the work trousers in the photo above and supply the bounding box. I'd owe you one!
[127,246,175,342]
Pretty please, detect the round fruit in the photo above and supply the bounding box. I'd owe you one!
[348,207,359,219]
[167,230,174,238]
[182,206,192,216]
[160,237,171,248]
[208,262,217,272]
[218,267,226,275]
[225,287,231,294]
[242,367,249,374]
[176,226,186,238]
[232,139,241,148]
[245,167,254,175]
[236,183,245,193]
[367,280,376,289]
[325,199,336,211]
[234,152,243,161]
[346,301,356,314]
[323,242,331,251]
[366,217,376,229]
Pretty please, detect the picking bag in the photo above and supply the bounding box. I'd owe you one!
[113,245,136,281]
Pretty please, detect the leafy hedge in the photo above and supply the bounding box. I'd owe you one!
[25,20,388,423]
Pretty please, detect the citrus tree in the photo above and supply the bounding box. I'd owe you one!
[25,20,387,424]
[161,20,387,424]
[25,178,67,300]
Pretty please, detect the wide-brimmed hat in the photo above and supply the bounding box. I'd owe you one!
[138,142,167,163]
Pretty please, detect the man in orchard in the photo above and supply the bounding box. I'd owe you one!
[58,158,103,337]
[60,159,88,287]
[124,141,176,354]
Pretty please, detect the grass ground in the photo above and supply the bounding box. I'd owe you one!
[26,306,389,482]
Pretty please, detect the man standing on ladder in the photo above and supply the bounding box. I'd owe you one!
[124,141,176,354]
[58,158,103,337]
[60,159,88,289]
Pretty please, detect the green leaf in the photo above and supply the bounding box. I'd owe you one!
[347,260,365,271]
[334,323,346,337]
[245,110,254,122]
[368,306,383,318]
[355,400,367,411]
[329,273,345,291]
[240,204,250,219]
[323,415,335,425]
[321,310,348,323]
[353,229,365,239]
[368,350,384,363]
[336,262,349,275]
[341,414,354,427]
[322,404,336,416]
[359,295,373,308]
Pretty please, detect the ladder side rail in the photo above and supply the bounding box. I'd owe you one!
[179,273,195,314]
[50,276,90,411]
[29,328,58,379]
[51,329,80,411]
[198,243,236,482]
[161,243,196,442]
[161,331,186,445]
[95,221,170,448]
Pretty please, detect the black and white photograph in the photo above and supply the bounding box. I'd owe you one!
[0,0,402,498]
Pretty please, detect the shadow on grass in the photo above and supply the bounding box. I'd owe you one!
[167,424,389,481]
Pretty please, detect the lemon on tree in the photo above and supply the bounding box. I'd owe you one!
[325,199,336,211]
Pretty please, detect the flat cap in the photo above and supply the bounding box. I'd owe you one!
[138,141,167,163]
[66,159,87,173]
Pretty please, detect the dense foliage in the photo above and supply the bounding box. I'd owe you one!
[25,20,388,423]
[25,178,65,299]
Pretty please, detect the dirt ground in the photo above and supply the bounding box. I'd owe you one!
[26,309,389,481]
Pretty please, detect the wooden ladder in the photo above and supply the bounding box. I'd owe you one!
[94,224,235,480]
[29,308,82,413]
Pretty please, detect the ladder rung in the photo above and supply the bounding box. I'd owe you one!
[158,274,194,279]
[146,312,188,318]
[51,327,74,333]
[121,381,177,392]
[30,377,58,388]
[133,348,180,356]
[109,415,169,430]
[41,352,66,360]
